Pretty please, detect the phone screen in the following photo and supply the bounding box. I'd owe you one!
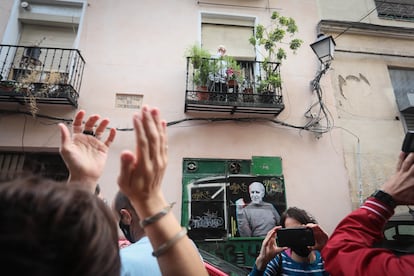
[276,227,315,247]
[402,131,414,153]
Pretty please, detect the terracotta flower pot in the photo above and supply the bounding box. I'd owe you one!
[197,86,209,101]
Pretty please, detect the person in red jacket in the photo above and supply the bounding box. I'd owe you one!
[322,151,414,275]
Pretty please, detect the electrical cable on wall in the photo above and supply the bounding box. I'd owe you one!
[303,62,335,137]
[0,108,333,135]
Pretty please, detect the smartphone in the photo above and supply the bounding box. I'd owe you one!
[402,131,414,153]
[276,227,315,247]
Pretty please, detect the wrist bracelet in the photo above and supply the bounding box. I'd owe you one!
[370,190,396,209]
[139,202,176,228]
[152,227,188,257]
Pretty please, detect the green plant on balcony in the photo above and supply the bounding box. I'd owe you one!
[185,44,213,100]
[249,11,303,102]
[223,56,243,102]
[224,56,243,84]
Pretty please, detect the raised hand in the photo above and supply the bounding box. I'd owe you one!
[306,223,329,251]
[382,152,414,205]
[59,110,116,192]
[116,106,208,276]
[255,226,287,270]
[117,105,168,218]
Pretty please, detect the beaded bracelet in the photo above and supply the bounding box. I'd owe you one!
[152,227,188,257]
[139,202,176,228]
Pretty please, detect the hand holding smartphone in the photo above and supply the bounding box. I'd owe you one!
[276,227,315,248]
[402,131,414,153]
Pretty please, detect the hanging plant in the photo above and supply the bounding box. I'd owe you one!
[249,11,303,93]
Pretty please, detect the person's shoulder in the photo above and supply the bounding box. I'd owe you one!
[120,237,161,275]
[314,250,324,260]
[280,250,291,260]
[120,237,153,256]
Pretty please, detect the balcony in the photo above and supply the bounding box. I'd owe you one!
[185,57,285,116]
[0,45,85,107]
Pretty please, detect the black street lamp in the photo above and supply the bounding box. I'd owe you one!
[306,34,337,137]
[310,34,336,65]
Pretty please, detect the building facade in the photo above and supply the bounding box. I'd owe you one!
[4,0,400,267]
[318,0,414,209]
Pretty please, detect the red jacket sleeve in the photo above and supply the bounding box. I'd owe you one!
[322,198,414,276]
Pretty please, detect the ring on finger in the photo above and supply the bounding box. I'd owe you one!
[83,130,95,136]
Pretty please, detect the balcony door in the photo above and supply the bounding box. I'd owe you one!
[20,23,76,49]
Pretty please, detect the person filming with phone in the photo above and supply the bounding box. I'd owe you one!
[249,207,329,276]
[321,133,414,275]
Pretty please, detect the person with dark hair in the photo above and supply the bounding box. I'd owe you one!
[322,151,414,275]
[113,191,161,276]
[0,107,208,276]
[249,207,329,276]
[60,107,208,276]
[0,110,120,276]
[0,176,120,276]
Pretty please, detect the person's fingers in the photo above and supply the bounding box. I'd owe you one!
[151,108,164,157]
[151,108,166,153]
[142,107,159,161]
[58,123,71,154]
[149,108,166,174]
[133,111,150,174]
[395,152,406,171]
[104,128,117,147]
[401,152,414,172]
[118,151,135,192]
[160,120,168,163]
[83,114,100,133]
[72,110,86,134]
[264,226,279,243]
[306,223,328,251]
[94,118,110,139]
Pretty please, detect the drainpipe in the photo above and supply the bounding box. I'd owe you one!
[356,138,363,206]
[340,127,362,206]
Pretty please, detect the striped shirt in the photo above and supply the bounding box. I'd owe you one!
[250,250,329,276]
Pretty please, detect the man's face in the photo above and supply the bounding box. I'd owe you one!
[249,183,265,204]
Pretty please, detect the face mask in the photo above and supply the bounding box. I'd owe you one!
[119,221,134,243]
[291,246,311,257]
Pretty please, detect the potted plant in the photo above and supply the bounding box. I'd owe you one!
[224,56,242,102]
[23,37,46,63]
[242,78,254,102]
[249,11,303,103]
[0,80,16,92]
[185,44,212,101]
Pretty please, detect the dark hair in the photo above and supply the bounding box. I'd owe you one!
[280,207,317,227]
[113,190,135,215]
[113,190,143,243]
[95,184,101,195]
[0,176,120,276]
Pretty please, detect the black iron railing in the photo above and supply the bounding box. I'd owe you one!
[185,57,285,116]
[0,45,85,107]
